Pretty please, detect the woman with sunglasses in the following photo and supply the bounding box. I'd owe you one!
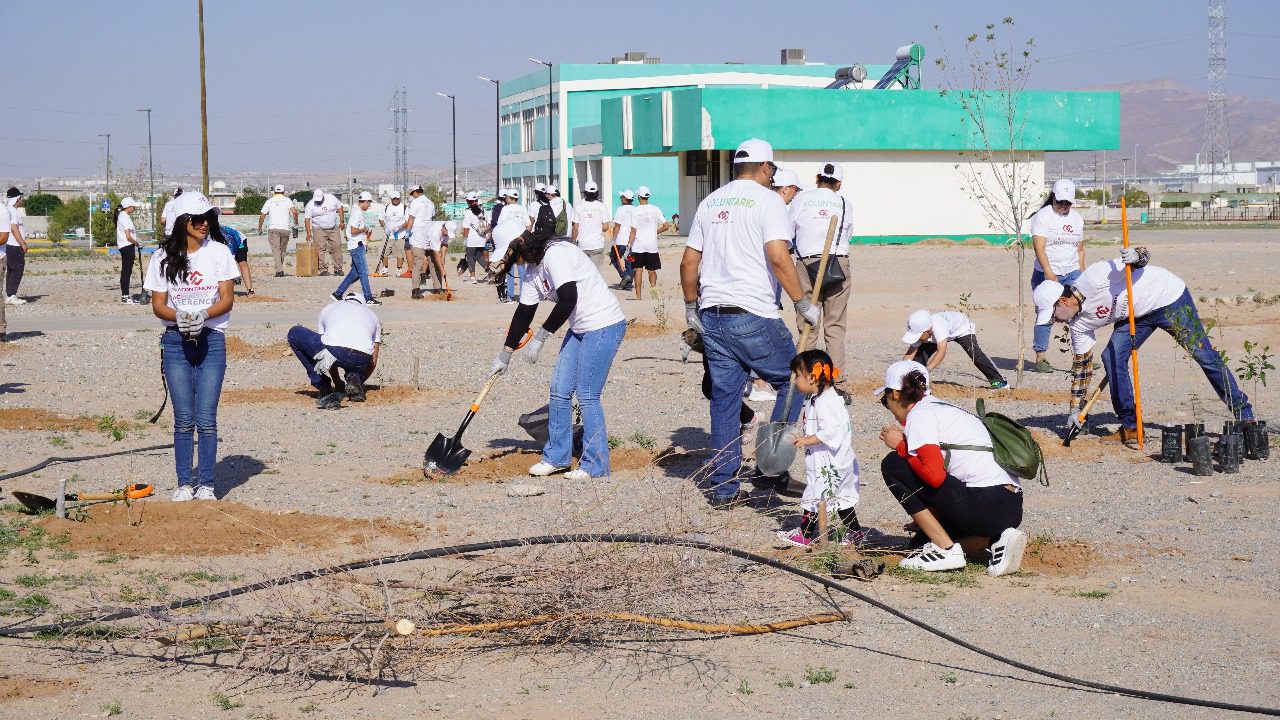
[1028,179,1085,372]
[143,192,239,502]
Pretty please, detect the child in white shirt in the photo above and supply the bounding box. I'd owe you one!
[776,350,863,547]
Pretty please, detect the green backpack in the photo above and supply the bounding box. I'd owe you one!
[553,200,570,237]
[939,398,1049,487]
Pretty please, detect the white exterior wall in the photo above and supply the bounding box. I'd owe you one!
[772,150,1046,239]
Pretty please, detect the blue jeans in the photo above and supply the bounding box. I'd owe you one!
[161,328,226,488]
[287,325,372,394]
[608,245,633,282]
[505,263,522,299]
[1103,289,1253,429]
[335,243,373,300]
[543,320,626,476]
[701,310,801,498]
[1031,268,1081,352]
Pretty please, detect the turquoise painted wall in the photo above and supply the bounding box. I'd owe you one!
[610,156,680,220]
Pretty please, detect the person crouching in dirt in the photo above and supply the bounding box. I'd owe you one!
[287,292,382,409]
[1034,248,1254,444]
[900,308,1007,389]
[143,192,238,503]
[489,213,626,481]
[875,361,1028,577]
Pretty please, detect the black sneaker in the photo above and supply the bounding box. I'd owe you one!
[411,289,424,299]
[345,376,366,402]
[319,270,331,277]
[315,391,343,410]
[708,491,750,510]
[365,298,381,306]
[331,291,342,301]
[274,271,286,278]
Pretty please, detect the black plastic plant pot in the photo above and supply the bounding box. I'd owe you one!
[1187,435,1214,476]
[1160,429,1183,463]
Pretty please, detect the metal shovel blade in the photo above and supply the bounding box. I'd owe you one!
[13,491,55,513]
[754,421,797,477]
[423,433,471,477]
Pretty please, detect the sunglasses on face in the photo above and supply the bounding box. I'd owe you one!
[189,216,210,227]
[879,392,890,409]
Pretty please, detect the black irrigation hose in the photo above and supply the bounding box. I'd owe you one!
[0,443,175,483]
[0,533,1275,716]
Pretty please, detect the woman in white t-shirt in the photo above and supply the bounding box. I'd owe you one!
[1029,179,1085,371]
[489,230,627,480]
[491,190,528,303]
[875,361,1027,576]
[115,197,143,304]
[143,192,240,503]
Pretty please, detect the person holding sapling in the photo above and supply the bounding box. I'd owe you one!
[1034,248,1254,444]
[901,308,1007,389]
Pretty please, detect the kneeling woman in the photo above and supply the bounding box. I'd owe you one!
[875,361,1027,576]
[143,192,239,501]
[490,227,626,480]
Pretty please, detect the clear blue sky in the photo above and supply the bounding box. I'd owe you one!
[2,0,1276,180]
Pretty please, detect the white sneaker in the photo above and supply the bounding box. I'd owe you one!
[6,295,25,305]
[194,485,217,501]
[528,461,569,477]
[899,542,966,572]
[987,527,1028,577]
[747,388,777,403]
[171,486,195,502]
[121,295,139,305]
[564,469,591,481]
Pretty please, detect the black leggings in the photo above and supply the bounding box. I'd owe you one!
[120,245,135,297]
[880,452,1022,542]
[913,335,1003,383]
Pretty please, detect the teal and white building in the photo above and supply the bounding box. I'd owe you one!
[499,49,1119,243]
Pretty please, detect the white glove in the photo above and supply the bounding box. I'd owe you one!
[313,349,338,375]
[1067,411,1085,435]
[491,349,513,375]
[1120,248,1139,265]
[795,298,820,327]
[523,328,551,365]
[179,309,208,337]
[685,301,704,334]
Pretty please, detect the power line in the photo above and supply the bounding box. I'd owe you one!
[1039,32,1202,65]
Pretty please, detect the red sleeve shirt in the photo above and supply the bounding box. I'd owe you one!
[897,440,947,488]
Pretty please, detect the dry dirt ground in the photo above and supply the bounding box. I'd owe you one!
[0,226,1277,719]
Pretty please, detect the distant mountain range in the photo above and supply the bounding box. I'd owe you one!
[1048,80,1280,178]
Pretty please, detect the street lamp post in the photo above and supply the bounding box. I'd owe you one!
[528,58,554,186]
[479,76,500,201]
[98,133,112,193]
[137,108,154,237]
[436,92,457,202]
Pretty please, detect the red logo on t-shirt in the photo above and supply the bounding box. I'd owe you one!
[1095,305,1110,319]
[1063,224,1074,233]
[818,209,829,216]
[717,210,730,221]
[189,271,205,285]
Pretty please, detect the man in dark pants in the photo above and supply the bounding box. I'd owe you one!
[5,188,27,306]
[287,292,382,409]
[901,309,1007,389]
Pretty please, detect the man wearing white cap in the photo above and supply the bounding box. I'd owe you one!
[788,162,856,401]
[461,191,491,282]
[331,191,380,305]
[609,189,636,289]
[900,308,1006,388]
[680,138,818,506]
[258,184,298,277]
[304,188,345,276]
[573,181,610,267]
[491,189,528,302]
[1034,250,1253,444]
[1028,178,1086,372]
[771,168,805,205]
[547,184,575,238]
[527,182,547,228]
[400,184,439,299]
[627,185,669,300]
[376,190,409,277]
[4,188,28,306]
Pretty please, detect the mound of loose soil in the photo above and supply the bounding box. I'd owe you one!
[0,408,97,432]
[625,322,673,340]
[930,382,1066,404]
[222,385,463,406]
[36,501,418,556]
[376,447,661,485]
[0,676,76,704]
[237,293,285,303]
[224,336,293,360]
[1021,538,1099,577]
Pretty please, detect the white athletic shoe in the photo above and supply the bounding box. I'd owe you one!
[171,485,195,502]
[747,388,777,403]
[6,295,26,305]
[899,541,966,572]
[564,469,592,481]
[194,485,217,501]
[987,527,1028,577]
[528,461,569,477]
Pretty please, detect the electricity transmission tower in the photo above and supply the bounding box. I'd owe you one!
[1203,0,1229,189]
[390,87,409,193]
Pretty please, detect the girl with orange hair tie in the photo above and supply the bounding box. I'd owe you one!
[776,349,863,548]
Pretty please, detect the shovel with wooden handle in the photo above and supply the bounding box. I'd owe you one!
[753,216,837,477]
[1064,376,1110,447]
[13,483,155,514]
[423,372,504,477]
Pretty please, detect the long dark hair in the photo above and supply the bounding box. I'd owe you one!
[161,211,226,285]
[114,203,128,227]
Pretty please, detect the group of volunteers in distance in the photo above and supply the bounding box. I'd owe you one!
[128,136,1255,577]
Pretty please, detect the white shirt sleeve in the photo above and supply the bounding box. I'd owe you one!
[760,196,791,245]
[904,403,943,456]
[1029,207,1049,237]
[686,212,705,252]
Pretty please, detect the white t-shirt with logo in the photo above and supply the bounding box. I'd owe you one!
[612,204,635,247]
[304,193,342,230]
[1066,259,1187,354]
[346,205,369,249]
[630,204,666,254]
[260,195,294,231]
[0,204,9,257]
[904,396,1018,489]
[492,203,528,259]
[790,188,853,257]
[319,299,381,355]
[380,201,407,235]
[143,238,240,332]
[463,209,487,248]
[406,196,436,250]
[1029,204,1085,276]
[687,179,793,320]
[907,311,976,348]
[519,242,625,334]
[574,200,610,251]
[799,387,860,513]
[116,211,137,249]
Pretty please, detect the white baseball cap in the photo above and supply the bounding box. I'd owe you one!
[620,189,635,200]
[1033,280,1066,325]
[534,182,547,193]
[273,184,285,193]
[873,360,931,397]
[546,184,559,194]
[901,309,933,345]
[465,191,479,201]
[390,191,402,199]
[169,191,217,218]
[120,197,138,209]
[637,185,652,198]
[817,162,844,182]
[312,189,325,201]
[733,137,774,164]
[1051,179,1076,204]
[358,191,373,202]
[504,188,519,198]
[771,168,807,191]
[409,184,424,194]
[583,181,598,193]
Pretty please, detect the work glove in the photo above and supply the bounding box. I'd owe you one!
[685,301,704,335]
[312,348,338,375]
[1066,411,1086,436]
[490,348,513,375]
[178,309,208,338]
[522,328,551,365]
[795,297,820,328]
[1120,246,1149,267]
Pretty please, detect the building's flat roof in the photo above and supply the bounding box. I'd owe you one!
[501,62,845,97]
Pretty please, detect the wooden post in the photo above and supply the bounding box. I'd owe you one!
[816,499,829,548]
